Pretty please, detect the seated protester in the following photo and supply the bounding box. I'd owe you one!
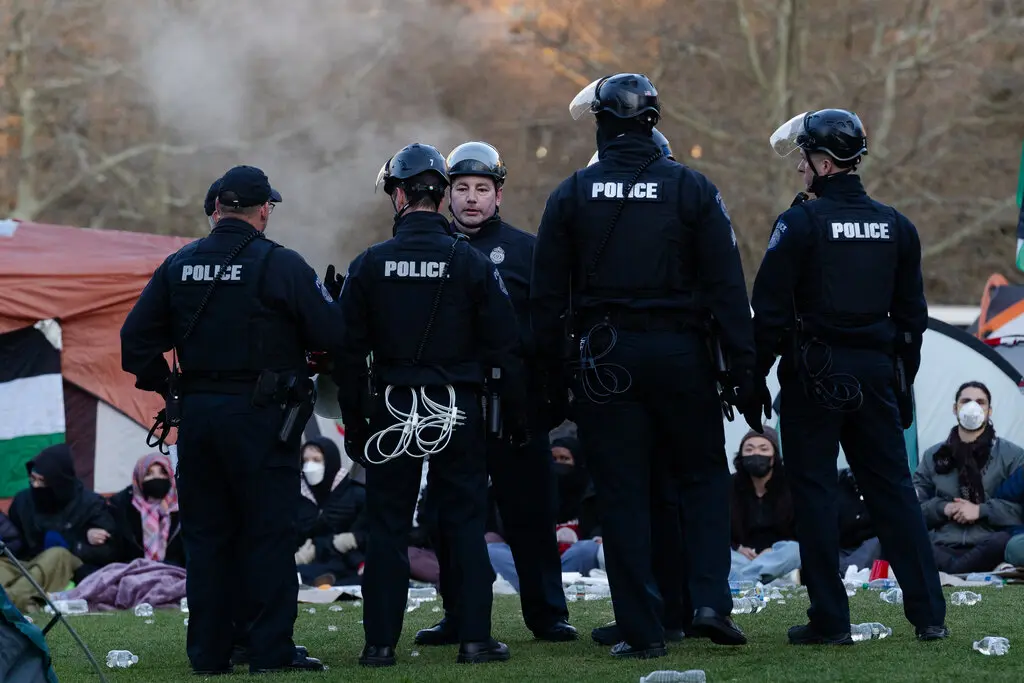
[837,468,882,574]
[729,427,801,584]
[8,444,117,589]
[294,438,367,586]
[995,467,1024,567]
[487,437,603,589]
[913,381,1024,574]
[108,453,184,567]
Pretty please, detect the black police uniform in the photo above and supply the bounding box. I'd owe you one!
[336,209,521,663]
[531,130,755,654]
[120,167,338,674]
[422,215,571,640]
[751,172,947,641]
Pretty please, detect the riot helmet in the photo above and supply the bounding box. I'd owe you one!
[569,73,660,125]
[770,109,868,164]
[375,143,450,196]
[446,141,507,188]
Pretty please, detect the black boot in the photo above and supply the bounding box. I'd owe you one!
[457,639,510,664]
[415,617,460,646]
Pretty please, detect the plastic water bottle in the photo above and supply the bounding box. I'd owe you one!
[574,580,587,601]
[180,598,189,613]
[843,580,858,597]
[106,650,138,668]
[134,603,154,617]
[851,622,892,642]
[973,637,1009,655]
[48,599,88,615]
[585,584,612,601]
[865,579,898,591]
[640,671,706,683]
[951,591,982,606]
[327,625,338,632]
[729,580,756,595]
[408,587,437,600]
[731,597,764,614]
[328,605,344,612]
[880,588,903,605]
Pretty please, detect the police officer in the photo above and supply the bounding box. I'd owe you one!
[121,165,338,674]
[752,109,948,644]
[337,143,520,667]
[531,73,769,658]
[413,141,575,647]
[586,127,695,648]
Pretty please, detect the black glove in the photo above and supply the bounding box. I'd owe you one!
[323,264,345,300]
[342,413,370,467]
[732,369,772,434]
[894,356,915,430]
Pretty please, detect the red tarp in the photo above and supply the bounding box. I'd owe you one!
[0,220,192,429]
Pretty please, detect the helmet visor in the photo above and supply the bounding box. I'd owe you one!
[569,78,604,121]
[374,161,389,193]
[770,112,810,157]
[587,150,599,167]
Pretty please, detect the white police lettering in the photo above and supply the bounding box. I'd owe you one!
[590,181,661,200]
[383,260,448,278]
[829,221,891,241]
[180,264,243,282]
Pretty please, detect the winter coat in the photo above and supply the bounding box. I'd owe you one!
[107,487,186,567]
[914,435,1024,546]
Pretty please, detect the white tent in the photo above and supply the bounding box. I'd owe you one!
[723,318,1024,471]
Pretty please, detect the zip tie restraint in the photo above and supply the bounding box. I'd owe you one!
[364,385,466,464]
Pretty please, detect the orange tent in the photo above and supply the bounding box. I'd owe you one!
[0,220,192,430]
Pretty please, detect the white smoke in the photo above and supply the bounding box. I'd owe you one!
[111,0,501,272]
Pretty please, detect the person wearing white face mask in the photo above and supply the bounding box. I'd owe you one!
[912,381,1024,575]
[293,438,369,588]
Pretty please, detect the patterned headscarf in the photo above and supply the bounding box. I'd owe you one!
[130,453,179,562]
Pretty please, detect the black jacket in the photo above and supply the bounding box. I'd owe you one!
[107,487,186,567]
[729,463,796,552]
[0,511,22,556]
[9,482,117,569]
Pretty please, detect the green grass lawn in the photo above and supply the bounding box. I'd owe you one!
[45,586,1023,682]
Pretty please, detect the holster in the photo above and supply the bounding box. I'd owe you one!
[251,370,315,443]
[486,367,503,439]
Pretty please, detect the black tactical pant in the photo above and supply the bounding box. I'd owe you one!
[779,347,946,635]
[176,392,301,673]
[434,422,568,634]
[362,386,494,646]
[572,329,732,647]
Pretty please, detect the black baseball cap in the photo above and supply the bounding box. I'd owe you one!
[216,165,283,208]
[203,178,223,217]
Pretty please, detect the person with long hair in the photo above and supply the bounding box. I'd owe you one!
[913,381,1024,573]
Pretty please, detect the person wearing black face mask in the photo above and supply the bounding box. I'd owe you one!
[108,453,186,568]
[8,444,118,586]
[729,428,800,584]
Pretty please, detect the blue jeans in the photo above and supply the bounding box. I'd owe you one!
[729,541,802,583]
[487,540,602,592]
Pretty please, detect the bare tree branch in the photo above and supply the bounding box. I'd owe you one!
[922,197,1019,259]
[736,0,769,90]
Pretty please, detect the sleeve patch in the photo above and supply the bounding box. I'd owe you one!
[494,268,509,297]
[315,274,333,303]
[767,220,787,251]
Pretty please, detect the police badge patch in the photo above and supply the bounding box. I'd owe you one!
[767,220,787,251]
[489,246,505,264]
[315,275,333,303]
